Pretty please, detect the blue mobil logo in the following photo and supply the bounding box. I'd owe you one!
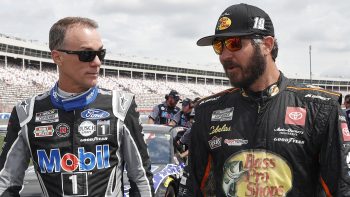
[81,109,110,119]
[37,145,110,173]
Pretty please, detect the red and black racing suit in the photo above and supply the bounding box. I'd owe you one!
[190,73,350,196]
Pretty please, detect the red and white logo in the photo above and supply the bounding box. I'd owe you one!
[34,125,54,137]
[285,107,306,126]
[342,123,350,141]
[56,123,70,137]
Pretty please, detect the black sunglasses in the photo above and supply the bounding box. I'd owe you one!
[57,49,106,62]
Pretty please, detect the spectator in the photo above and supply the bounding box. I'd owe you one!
[148,90,180,125]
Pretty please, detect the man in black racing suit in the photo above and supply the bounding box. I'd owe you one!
[190,3,350,196]
[0,17,153,197]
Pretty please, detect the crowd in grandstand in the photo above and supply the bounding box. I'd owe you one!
[0,63,228,112]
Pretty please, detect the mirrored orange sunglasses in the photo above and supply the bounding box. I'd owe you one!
[213,35,263,55]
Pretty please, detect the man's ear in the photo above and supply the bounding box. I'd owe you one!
[51,50,62,66]
[262,36,274,56]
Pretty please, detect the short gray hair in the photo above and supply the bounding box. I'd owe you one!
[251,38,278,62]
[49,17,98,51]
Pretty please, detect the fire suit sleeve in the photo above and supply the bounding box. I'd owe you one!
[189,106,210,197]
[148,105,159,121]
[319,103,350,196]
[171,111,181,124]
[0,107,31,196]
[123,99,154,196]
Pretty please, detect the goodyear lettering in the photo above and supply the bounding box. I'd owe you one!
[273,137,305,144]
[37,145,110,173]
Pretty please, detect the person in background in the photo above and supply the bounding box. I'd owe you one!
[148,90,180,125]
[0,17,154,196]
[189,3,350,196]
[169,98,193,127]
[344,94,350,124]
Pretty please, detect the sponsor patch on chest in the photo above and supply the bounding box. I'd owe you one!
[224,138,248,146]
[208,136,222,149]
[81,109,110,119]
[34,125,54,137]
[35,109,59,123]
[211,107,234,122]
[273,127,304,137]
[79,121,96,137]
[55,123,70,137]
[284,107,306,126]
[209,124,231,135]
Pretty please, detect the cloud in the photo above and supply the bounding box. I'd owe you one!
[1,0,350,78]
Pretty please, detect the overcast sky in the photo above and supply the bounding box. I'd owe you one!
[1,0,350,79]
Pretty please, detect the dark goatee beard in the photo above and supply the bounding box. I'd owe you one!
[223,45,267,89]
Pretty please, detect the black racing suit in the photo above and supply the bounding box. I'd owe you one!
[189,73,350,196]
[0,85,154,197]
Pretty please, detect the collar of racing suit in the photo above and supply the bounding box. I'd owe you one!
[50,82,99,111]
[241,71,287,105]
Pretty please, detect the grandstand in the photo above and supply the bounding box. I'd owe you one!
[1,33,350,113]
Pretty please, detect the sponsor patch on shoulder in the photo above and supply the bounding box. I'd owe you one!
[304,94,331,101]
[34,125,54,137]
[211,107,234,122]
[200,96,220,105]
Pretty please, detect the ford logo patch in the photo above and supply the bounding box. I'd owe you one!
[81,109,110,119]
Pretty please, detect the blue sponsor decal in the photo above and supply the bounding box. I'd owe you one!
[37,145,110,173]
[81,109,110,119]
[0,113,10,120]
[153,163,185,192]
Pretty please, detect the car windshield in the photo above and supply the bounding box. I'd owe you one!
[144,131,171,164]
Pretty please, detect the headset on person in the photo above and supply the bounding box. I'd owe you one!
[165,90,180,102]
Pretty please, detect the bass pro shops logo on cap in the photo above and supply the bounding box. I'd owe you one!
[216,16,232,31]
[197,4,275,47]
